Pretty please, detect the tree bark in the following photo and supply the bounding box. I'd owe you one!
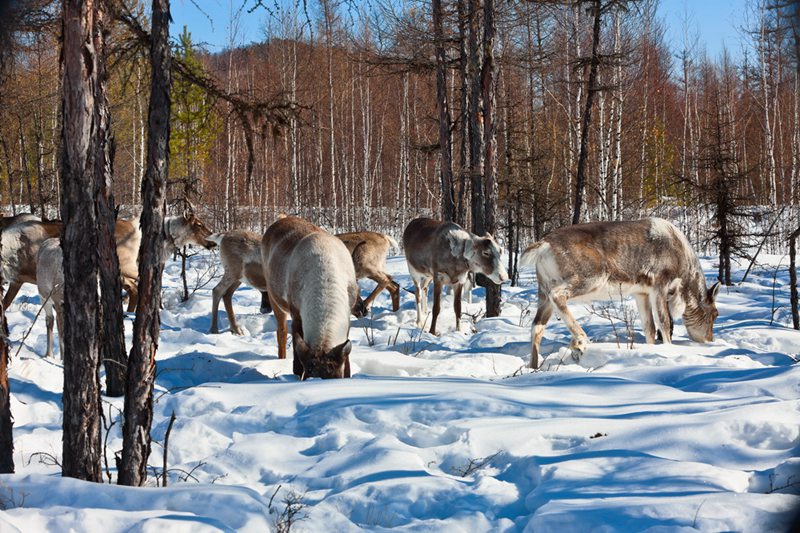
[60,0,105,482]
[482,0,501,317]
[790,226,800,330]
[572,0,602,225]
[433,0,455,221]
[95,17,126,398]
[0,234,13,474]
[119,0,171,487]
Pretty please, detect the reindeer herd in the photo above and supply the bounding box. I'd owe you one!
[0,211,721,380]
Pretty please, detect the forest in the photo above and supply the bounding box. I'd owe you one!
[0,0,799,529]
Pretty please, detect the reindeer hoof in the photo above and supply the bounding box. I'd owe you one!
[259,306,272,314]
[570,348,583,362]
[230,326,245,336]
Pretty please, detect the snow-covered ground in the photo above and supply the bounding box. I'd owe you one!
[1,249,799,532]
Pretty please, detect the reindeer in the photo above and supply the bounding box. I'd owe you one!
[1,213,40,230]
[206,229,272,335]
[336,231,400,315]
[520,218,721,369]
[2,219,63,308]
[261,216,358,379]
[403,218,508,335]
[34,212,213,356]
[122,211,215,311]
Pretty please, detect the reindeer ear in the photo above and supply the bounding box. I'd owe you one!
[666,278,682,298]
[183,209,191,220]
[447,229,470,258]
[330,340,352,362]
[292,332,310,359]
[707,281,721,302]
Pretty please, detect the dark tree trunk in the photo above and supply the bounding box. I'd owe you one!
[0,239,14,474]
[572,0,602,225]
[790,226,800,330]
[119,0,171,487]
[433,0,455,221]
[468,0,484,235]
[482,0,500,317]
[455,0,469,226]
[60,0,106,482]
[96,24,127,398]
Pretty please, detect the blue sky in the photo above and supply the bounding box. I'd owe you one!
[169,0,752,60]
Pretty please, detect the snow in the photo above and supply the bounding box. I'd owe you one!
[1,250,799,532]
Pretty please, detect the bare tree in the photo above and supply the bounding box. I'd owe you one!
[433,0,455,221]
[119,0,171,487]
[60,0,107,482]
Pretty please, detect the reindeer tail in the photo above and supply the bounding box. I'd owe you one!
[383,234,400,254]
[519,241,547,268]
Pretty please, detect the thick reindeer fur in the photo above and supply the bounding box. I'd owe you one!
[336,231,400,314]
[207,230,271,335]
[520,217,721,369]
[1,213,40,230]
[261,216,358,380]
[403,217,508,335]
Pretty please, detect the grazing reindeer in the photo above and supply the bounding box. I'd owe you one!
[206,229,272,335]
[403,218,508,335]
[261,216,358,379]
[336,231,400,315]
[520,218,721,369]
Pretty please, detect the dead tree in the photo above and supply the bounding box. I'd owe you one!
[60,0,107,482]
[119,0,171,487]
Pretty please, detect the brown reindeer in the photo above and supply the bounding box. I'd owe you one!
[403,218,508,335]
[261,216,358,379]
[520,218,721,369]
[336,231,400,314]
[206,229,272,335]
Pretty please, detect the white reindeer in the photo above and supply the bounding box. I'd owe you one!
[261,216,358,379]
[520,218,721,369]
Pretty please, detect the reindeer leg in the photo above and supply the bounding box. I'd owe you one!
[412,276,425,328]
[453,283,463,332]
[259,291,272,314]
[3,281,22,309]
[364,273,392,310]
[530,296,553,369]
[650,292,672,344]
[634,293,656,344]
[388,278,400,312]
[430,277,443,336]
[270,295,288,360]
[44,302,54,359]
[421,278,431,317]
[210,274,233,334]
[126,284,138,313]
[223,281,243,335]
[550,290,589,361]
[291,318,304,377]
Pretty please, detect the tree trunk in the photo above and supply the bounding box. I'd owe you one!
[572,0,602,225]
[119,0,171,487]
[433,0,455,221]
[60,0,106,482]
[96,38,126,398]
[468,0,484,234]
[482,0,500,317]
[790,226,800,330]
[0,232,13,474]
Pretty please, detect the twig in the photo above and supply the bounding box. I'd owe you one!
[162,411,177,488]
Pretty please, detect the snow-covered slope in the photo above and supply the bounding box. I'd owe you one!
[1,251,798,532]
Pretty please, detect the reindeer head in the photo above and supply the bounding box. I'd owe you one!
[292,334,351,379]
[351,294,368,318]
[170,210,214,250]
[683,281,720,342]
[449,230,509,285]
